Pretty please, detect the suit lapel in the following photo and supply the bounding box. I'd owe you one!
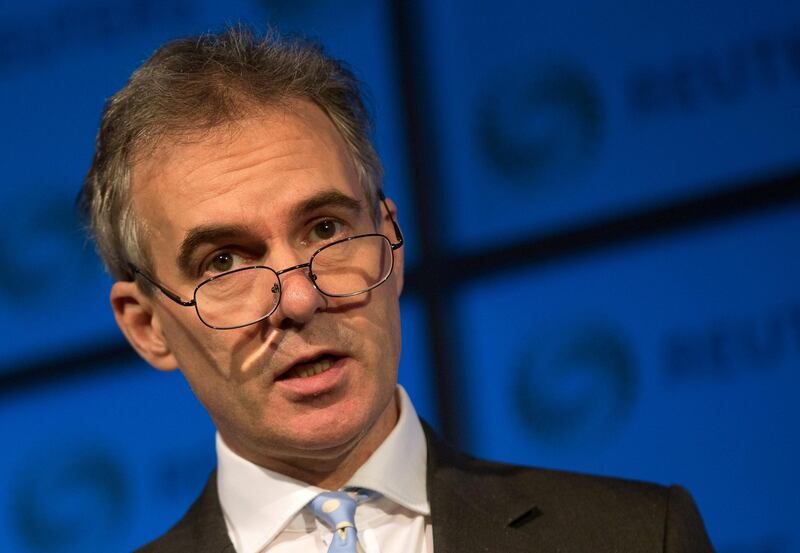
[184,474,236,552]
[429,478,543,553]
[137,471,235,552]
[423,424,547,553]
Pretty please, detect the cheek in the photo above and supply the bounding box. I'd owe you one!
[358,292,402,371]
[167,328,257,431]
[157,303,239,380]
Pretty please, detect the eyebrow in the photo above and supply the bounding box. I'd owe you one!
[177,225,251,278]
[175,190,364,278]
[289,190,362,221]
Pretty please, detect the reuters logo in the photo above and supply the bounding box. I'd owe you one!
[476,62,603,188]
[513,323,637,446]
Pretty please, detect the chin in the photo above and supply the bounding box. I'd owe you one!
[281,400,390,459]
[286,412,370,451]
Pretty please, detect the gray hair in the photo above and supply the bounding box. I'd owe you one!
[79,26,383,282]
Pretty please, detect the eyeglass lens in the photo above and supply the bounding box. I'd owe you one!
[311,235,392,295]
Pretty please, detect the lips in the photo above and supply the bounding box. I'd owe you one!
[277,353,340,380]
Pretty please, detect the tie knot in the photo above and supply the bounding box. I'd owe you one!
[309,488,377,531]
[309,489,377,552]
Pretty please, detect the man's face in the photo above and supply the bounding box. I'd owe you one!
[120,101,403,475]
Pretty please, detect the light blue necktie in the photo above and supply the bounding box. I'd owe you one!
[309,489,378,553]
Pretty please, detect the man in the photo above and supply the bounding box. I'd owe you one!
[80,27,714,552]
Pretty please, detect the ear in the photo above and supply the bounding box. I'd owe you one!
[110,281,179,371]
[382,197,404,296]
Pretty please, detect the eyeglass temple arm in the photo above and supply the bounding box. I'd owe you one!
[128,264,196,307]
[378,190,404,250]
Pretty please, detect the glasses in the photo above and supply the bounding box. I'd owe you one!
[131,193,403,330]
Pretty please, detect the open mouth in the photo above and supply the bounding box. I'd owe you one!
[278,354,338,380]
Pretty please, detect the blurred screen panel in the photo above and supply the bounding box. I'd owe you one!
[420,0,800,250]
[399,294,438,429]
[0,361,215,553]
[455,205,800,551]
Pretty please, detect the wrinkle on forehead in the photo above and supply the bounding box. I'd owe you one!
[128,100,362,278]
[132,101,351,207]
[183,140,323,207]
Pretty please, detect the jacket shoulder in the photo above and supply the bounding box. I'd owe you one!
[424,424,715,552]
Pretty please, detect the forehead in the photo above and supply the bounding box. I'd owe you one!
[129,101,363,264]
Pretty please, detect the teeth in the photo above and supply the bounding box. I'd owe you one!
[291,357,333,378]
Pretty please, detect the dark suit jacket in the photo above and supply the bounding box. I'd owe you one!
[136,426,715,552]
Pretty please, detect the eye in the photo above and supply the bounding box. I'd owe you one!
[206,251,245,274]
[309,219,344,243]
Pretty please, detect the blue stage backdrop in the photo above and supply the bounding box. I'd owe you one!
[1,1,799,552]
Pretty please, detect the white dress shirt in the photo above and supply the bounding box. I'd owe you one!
[217,386,434,553]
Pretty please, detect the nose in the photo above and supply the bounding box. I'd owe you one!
[271,264,326,327]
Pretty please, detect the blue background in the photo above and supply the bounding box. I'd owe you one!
[1,1,798,551]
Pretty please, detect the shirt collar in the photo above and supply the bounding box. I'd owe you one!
[217,435,322,553]
[216,385,429,553]
[346,385,430,515]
